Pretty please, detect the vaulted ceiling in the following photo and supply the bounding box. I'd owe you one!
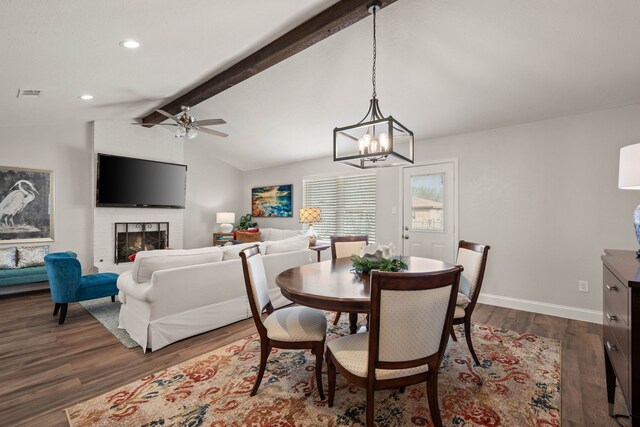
[3,0,640,170]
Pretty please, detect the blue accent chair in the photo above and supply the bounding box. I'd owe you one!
[44,252,119,324]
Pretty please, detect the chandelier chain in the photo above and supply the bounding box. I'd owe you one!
[372,6,377,99]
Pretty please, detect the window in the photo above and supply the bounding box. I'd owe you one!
[410,173,444,232]
[303,174,376,242]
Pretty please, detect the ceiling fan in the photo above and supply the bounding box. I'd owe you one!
[132,105,228,140]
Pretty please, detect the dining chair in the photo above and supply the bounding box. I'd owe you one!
[240,246,328,399]
[450,240,491,366]
[330,235,369,325]
[326,267,462,427]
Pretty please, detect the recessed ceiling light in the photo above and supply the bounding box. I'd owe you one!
[79,94,94,100]
[119,40,140,49]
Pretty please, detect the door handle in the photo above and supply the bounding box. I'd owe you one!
[606,284,618,292]
[404,226,409,231]
[403,235,409,239]
[606,341,618,352]
[606,313,617,322]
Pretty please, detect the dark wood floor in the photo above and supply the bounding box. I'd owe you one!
[0,291,629,426]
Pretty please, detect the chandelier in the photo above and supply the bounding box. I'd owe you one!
[333,0,414,169]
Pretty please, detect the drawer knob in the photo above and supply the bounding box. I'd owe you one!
[606,284,618,292]
[606,313,618,322]
[606,341,618,352]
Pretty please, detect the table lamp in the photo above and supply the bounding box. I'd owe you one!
[299,207,321,246]
[618,143,640,257]
[216,212,235,233]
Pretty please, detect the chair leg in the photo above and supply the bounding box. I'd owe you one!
[314,342,325,400]
[251,341,270,396]
[426,371,443,427]
[450,325,458,342]
[333,311,342,325]
[327,353,336,407]
[53,303,60,316]
[464,317,480,366]
[366,385,375,426]
[111,295,115,302]
[399,386,406,393]
[58,303,68,325]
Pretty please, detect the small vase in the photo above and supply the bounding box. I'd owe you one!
[634,204,640,257]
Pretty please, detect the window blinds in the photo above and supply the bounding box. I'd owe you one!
[303,174,376,242]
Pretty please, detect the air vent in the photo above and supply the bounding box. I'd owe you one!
[16,89,41,98]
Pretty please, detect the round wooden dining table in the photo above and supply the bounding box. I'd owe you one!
[276,256,456,334]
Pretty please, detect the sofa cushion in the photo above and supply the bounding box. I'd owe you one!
[260,228,303,242]
[221,242,259,260]
[17,245,49,268]
[132,247,223,283]
[0,247,17,269]
[0,265,48,286]
[260,235,310,255]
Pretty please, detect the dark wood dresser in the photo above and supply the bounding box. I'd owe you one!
[602,249,640,425]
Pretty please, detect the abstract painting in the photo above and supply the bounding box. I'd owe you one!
[251,184,293,217]
[0,167,54,243]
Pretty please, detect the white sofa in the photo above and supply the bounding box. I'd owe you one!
[117,235,313,352]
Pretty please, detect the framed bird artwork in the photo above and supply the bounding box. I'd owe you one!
[0,166,54,243]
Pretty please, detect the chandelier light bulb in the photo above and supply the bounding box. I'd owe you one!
[379,133,389,151]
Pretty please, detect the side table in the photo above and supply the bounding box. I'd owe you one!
[309,244,330,262]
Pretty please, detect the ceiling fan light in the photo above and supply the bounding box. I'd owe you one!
[187,129,198,140]
[175,127,186,138]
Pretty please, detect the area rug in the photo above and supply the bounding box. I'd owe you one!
[79,297,139,349]
[65,314,561,426]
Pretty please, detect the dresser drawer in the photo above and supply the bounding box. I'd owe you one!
[604,302,630,357]
[603,267,629,325]
[604,323,629,399]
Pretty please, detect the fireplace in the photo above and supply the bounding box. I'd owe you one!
[114,222,169,264]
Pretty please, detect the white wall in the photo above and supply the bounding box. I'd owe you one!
[242,103,640,319]
[183,145,244,248]
[0,123,93,270]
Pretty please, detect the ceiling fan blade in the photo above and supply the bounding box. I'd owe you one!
[198,127,229,138]
[131,123,178,127]
[155,109,181,123]
[194,118,226,126]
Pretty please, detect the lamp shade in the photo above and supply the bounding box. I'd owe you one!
[216,212,235,224]
[299,207,321,224]
[619,143,640,190]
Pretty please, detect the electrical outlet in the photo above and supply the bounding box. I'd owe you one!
[579,280,589,293]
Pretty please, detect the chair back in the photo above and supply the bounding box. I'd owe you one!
[330,235,369,259]
[240,246,274,333]
[456,240,490,304]
[44,252,82,303]
[368,267,462,373]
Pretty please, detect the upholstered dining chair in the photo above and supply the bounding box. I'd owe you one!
[327,267,462,427]
[450,240,491,366]
[330,235,369,325]
[44,252,119,325]
[240,246,328,399]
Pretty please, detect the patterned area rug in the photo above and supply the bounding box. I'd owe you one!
[66,313,561,426]
[79,297,139,349]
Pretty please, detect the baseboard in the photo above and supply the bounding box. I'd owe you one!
[477,293,602,324]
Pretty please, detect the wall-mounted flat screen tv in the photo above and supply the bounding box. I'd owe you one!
[96,153,187,208]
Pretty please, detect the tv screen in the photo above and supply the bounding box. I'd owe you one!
[96,154,187,208]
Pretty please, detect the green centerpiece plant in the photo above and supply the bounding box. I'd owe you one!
[350,243,407,274]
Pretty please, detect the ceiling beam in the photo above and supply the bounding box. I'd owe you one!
[142,0,398,125]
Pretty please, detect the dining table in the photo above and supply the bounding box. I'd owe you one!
[276,256,456,334]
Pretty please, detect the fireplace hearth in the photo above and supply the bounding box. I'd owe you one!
[114,222,169,264]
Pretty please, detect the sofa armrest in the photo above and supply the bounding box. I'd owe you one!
[117,270,154,302]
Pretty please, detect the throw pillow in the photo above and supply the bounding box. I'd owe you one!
[221,242,259,260]
[0,247,17,269]
[265,228,304,241]
[17,245,49,268]
[235,230,261,243]
[260,235,310,255]
[132,247,223,283]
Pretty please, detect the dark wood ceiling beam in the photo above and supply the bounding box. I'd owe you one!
[142,0,398,125]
